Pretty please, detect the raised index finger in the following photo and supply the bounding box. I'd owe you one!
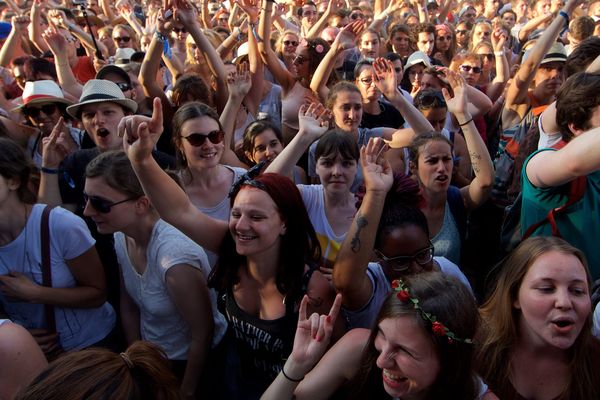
[328,293,342,325]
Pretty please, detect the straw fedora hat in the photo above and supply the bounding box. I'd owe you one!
[66,79,138,119]
[12,80,72,111]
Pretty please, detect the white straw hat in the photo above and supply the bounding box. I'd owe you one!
[66,79,138,119]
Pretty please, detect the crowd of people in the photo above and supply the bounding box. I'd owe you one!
[0,0,600,398]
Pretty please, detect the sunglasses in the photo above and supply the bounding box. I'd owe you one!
[284,40,299,47]
[415,91,446,108]
[350,13,364,20]
[460,65,482,73]
[113,36,131,42]
[375,243,434,272]
[181,130,225,146]
[293,54,308,65]
[115,82,131,92]
[23,104,58,118]
[173,27,187,33]
[480,53,495,60]
[437,35,452,41]
[83,193,138,214]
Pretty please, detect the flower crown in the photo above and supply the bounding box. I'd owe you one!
[299,39,325,54]
[392,279,473,345]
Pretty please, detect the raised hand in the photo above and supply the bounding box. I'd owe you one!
[42,26,68,55]
[491,27,507,53]
[42,117,69,168]
[298,102,330,142]
[285,294,342,378]
[335,19,364,51]
[120,97,164,163]
[236,0,259,23]
[11,15,31,35]
[441,69,468,116]
[227,62,252,99]
[360,137,393,194]
[372,57,398,99]
[47,9,69,29]
[173,0,198,27]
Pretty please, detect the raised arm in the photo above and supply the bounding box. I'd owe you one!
[265,102,329,177]
[29,0,50,53]
[526,126,600,187]
[504,0,580,127]
[219,63,252,168]
[121,98,229,252]
[116,0,145,38]
[517,12,552,43]
[443,71,493,210]
[310,20,363,103]
[42,26,83,98]
[333,138,393,310]
[436,0,453,24]
[485,27,509,102]
[49,10,108,59]
[0,15,30,67]
[305,0,342,39]
[176,0,230,111]
[258,0,296,93]
[369,0,402,33]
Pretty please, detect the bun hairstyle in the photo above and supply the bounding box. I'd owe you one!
[16,341,180,400]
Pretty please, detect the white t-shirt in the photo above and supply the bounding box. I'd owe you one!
[0,205,116,350]
[115,219,227,360]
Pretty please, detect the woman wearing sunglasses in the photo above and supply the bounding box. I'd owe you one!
[83,150,226,399]
[0,138,116,358]
[120,98,335,399]
[330,138,470,330]
[276,30,301,70]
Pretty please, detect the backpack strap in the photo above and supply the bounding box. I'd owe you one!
[523,176,587,239]
[40,205,56,333]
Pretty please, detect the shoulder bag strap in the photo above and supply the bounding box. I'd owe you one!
[40,205,56,333]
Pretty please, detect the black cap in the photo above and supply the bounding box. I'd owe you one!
[96,64,132,89]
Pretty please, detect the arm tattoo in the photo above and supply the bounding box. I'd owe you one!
[469,151,482,174]
[350,213,368,253]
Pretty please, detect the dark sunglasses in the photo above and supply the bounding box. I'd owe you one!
[415,91,446,108]
[293,54,308,65]
[113,36,131,42]
[173,27,187,33]
[23,104,58,118]
[181,130,225,146]
[350,13,364,20]
[460,65,482,73]
[480,53,495,60]
[375,243,434,272]
[115,82,131,92]
[83,193,138,214]
[437,35,452,41]
[284,40,299,47]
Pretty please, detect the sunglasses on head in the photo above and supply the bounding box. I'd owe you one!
[23,104,58,118]
[460,65,482,73]
[350,13,364,19]
[83,193,138,214]
[173,27,187,33]
[284,40,299,47]
[181,130,225,146]
[113,36,131,42]
[416,91,446,108]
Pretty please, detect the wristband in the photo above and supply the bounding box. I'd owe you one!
[281,366,304,382]
[41,167,60,174]
[458,118,474,127]
[558,10,569,24]
[494,51,504,56]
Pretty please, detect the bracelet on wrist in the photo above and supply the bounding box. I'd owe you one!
[494,50,504,56]
[281,366,304,383]
[458,118,474,127]
[41,167,60,175]
[558,10,569,24]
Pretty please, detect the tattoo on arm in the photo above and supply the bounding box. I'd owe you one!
[350,214,368,253]
[469,151,482,174]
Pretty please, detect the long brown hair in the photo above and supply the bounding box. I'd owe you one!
[477,236,600,400]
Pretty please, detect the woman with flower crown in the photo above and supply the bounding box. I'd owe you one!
[261,271,497,400]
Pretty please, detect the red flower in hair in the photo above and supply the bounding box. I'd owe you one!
[432,321,446,336]
[397,290,410,303]
[391,280,399,289]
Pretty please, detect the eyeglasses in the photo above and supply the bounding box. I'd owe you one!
[115,82,131,92]
[23,104,58,118]
[437,35,452,41]
[181,130,225,146]
[173,27,187,33]
[350,13,364,20]
[479,53,495,60]
[375,243,434,272]
[113,36,131,43]
[83,193,138,214]
[284,40,299,47]
[293,54,308,65]
[460,65,482,73]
